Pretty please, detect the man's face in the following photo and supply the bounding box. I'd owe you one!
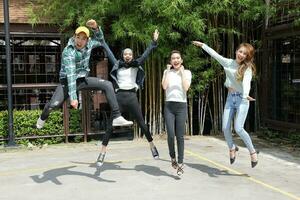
[74,32,88,50]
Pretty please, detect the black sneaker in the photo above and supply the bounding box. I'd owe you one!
[151,146,159,159]
[96,153,106,167]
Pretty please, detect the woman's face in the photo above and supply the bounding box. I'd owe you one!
[123,49,133,63]
[170,53,183,69]
[235,46,248,64]
[74,32,88,50]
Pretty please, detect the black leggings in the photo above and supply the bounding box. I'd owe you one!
[102,90,153,146]
[164,101,187,164]
[40,77,121,121]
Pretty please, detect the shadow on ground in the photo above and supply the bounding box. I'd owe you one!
[30,165,115,185]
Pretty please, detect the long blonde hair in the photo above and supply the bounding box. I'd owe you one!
[235,43,256,81]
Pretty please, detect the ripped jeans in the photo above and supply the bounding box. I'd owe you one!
[40,77,121,121]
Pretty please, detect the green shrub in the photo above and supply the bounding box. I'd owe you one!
[258,127,300,147]
[0,109,82,145]
[13,110,63,137]
[69,109,82,133]
[0,111,8,138]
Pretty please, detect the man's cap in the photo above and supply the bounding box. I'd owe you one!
[75,26,90,38]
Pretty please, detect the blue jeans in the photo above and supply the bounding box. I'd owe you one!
[222,91,255,153]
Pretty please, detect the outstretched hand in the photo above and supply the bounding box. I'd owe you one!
[247,96,256,101]
[192,41,203,47]
[153,29,159,41]
[86,19,98,29]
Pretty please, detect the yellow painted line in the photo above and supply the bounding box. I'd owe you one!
[105,157,152,163]
[73,157,152,165]
[0,164,72,177]
[186,149,300,200]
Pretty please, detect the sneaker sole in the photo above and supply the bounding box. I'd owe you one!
[96,162,103,167]
[36,125,43,129]
[112,123,133,127]
[177,172,184,176]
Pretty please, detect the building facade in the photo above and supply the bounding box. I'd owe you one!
[260,0,300,131]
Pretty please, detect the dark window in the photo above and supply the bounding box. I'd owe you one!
[268,35,300,123]
[0,36,61,110]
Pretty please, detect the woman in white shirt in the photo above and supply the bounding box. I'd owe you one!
[193,41,259,168]
[162,50,192,175]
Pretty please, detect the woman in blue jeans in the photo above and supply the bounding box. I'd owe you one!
[162,50,192,175]
[193,41,259,168]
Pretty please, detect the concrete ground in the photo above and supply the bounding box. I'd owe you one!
[0,135,299,200]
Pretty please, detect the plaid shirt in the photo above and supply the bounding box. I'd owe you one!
[59,27,103,100]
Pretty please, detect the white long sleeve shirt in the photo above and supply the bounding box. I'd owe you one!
[202,44,252,98]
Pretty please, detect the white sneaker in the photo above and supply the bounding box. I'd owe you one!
[36,117,45,129]
[112,116,133,127]
[96,153,105,167]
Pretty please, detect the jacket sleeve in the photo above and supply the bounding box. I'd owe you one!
[62,49,77,100]
[136,40,158,65]
[101,39,118,65]
[89,26,104,48]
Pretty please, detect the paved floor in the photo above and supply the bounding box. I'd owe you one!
[0,136,299,200]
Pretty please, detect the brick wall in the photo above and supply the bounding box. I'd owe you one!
[0,0,31,23]
[92,59,108,110]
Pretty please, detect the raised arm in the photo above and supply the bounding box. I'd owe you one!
[86,19,117,65]
[85,20,104,48]
[192,41,232,68]
[101,40,118,65]
[136,29,159,65]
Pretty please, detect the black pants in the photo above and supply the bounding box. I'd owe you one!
[40,77,121,121]
[164,101,187,164]
[102,90,153,146]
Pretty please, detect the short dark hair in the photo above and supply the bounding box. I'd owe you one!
[170,50,181,57]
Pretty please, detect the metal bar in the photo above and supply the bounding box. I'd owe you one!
[0,32,63,38]
[3,0,15,146]
[0,83,59,90]
[82,91,88,142]
[0,131,110,142]
[63,100,70,143]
